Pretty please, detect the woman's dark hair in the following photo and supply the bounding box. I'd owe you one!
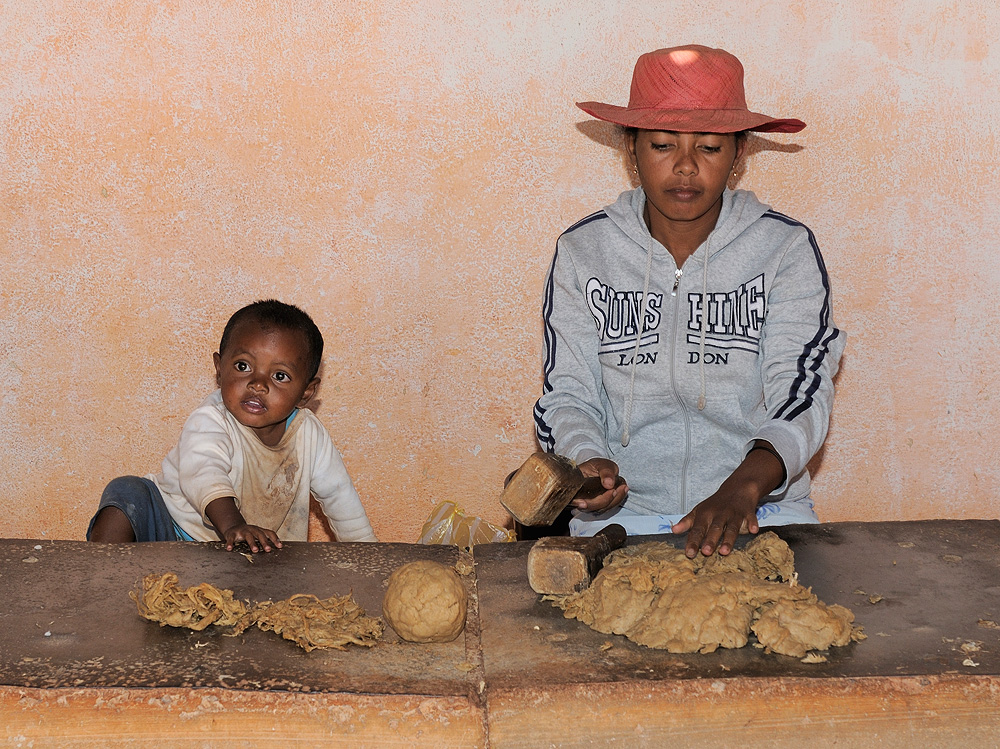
[219,300,324,380]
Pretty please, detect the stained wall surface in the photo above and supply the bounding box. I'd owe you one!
[2,1,998,543]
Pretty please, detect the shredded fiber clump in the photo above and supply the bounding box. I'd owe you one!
[130,572,248,631]
[232,593,384,652]
[130,573,382,651]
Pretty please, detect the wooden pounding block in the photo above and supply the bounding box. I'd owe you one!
[527,524,627,595]
[499,452,586,526]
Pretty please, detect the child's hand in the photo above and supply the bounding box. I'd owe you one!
[205,496,282,553]
[220,523,282,553]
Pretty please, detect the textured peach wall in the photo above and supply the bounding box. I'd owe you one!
[2,1,998,542]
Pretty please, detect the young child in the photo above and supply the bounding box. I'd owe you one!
[87,299,377,551]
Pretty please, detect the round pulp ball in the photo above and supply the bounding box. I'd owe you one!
[382,560,467,643]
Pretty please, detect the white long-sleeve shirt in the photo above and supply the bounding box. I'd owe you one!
[152,390,377,542]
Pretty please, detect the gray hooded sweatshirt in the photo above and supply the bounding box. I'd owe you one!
[534,186,845,516]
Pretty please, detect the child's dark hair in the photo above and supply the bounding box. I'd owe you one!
[219,300,324,380]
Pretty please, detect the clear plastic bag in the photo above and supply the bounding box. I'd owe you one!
[418,501,514,552]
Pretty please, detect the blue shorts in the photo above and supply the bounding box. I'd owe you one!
[87,476,186,542]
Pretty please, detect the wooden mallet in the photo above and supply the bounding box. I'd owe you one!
[499,452,624,527]
[527,523,628,594]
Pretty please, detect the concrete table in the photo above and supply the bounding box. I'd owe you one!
[474,520,1000,747]
[2,520,999,747]
[1,540,487,746]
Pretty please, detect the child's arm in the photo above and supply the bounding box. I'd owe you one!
[307,420,377,542]
[170,394,283,549]
[205,497,283,553]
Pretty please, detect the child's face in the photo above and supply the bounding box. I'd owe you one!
[213,320,319,447]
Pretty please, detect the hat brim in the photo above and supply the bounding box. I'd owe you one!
[577,101,805,134]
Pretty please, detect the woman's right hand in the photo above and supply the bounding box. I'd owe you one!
[574,458,629,512]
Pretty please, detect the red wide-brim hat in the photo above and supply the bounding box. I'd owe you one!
[577,45,805,134]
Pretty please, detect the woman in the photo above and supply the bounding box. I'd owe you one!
[534,45,844,557]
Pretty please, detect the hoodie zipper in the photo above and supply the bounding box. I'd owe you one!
[666,263,692,512]
[671,268,682,296]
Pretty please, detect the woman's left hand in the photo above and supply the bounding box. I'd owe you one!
[670,491,759,558]
[670,443,784,557]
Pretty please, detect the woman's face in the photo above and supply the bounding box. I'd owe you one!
[627,130,744,246]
